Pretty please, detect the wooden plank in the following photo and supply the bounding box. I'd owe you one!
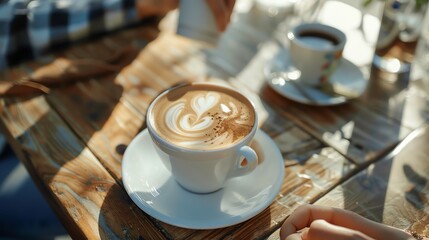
[0,96,167,239]
[47,81,144,179]
[315,124,429,238]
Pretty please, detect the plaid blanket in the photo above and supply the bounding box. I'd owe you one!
[0,0,138,70]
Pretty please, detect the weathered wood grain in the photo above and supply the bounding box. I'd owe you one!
[263,87,412,165]
[0,96,167,239]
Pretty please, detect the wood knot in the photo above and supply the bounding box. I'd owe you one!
[116,144,127,155]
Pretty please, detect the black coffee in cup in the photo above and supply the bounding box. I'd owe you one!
[297,31,340,49]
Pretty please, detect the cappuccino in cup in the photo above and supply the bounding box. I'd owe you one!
[150,84,255,150]
[147,82,259,193]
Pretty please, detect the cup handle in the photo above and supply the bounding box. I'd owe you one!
[229,146,258,178]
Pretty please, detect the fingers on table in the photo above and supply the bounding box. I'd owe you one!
[284,223,374,240]
[279,205,395,240]
[302,219,374,240]
[280,204,334,239]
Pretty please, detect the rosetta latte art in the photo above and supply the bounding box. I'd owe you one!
[161,91,253,149]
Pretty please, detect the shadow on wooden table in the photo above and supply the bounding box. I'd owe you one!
[99,178,273,239]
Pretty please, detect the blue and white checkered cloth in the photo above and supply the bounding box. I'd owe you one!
[0,0,139,71]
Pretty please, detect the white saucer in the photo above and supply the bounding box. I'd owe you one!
[122,129,284,229]
[265,48,368,106]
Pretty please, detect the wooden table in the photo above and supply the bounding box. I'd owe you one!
[1,2,428,239]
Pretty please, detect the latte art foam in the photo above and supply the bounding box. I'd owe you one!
[150,84,255,150]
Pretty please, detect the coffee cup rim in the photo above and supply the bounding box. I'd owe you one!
[146,82,259,153]
[287,22,346,51]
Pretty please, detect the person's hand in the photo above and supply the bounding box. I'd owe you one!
[135,0,179,18]
[206,0,236,32]
[280,205,414,240]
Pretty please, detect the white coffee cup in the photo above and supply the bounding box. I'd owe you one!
[146,83,259,194]
[288,23,346,86]
[177,0,220,45]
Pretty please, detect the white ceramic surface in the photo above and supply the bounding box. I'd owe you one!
[146,83,259,194]
[265,48,367,106]
[288,23,346,86]
[122,128,284,229]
